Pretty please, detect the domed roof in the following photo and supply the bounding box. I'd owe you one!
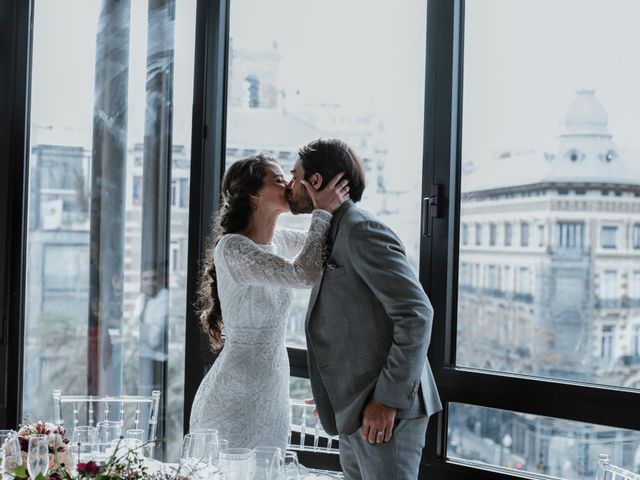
[561,89,610,137]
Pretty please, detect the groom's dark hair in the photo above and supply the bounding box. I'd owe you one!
[298,138,366,203]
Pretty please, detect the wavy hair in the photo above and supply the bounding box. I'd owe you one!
[197,154,275,350]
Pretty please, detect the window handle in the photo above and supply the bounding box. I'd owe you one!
[422,184,441,237]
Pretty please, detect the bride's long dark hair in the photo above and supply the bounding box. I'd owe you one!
[197,154,275,350]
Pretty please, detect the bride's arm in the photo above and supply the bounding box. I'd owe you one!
[276,228,308,258]
[218,209,331,288]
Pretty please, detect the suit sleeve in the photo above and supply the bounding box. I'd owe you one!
[347,220,434,410]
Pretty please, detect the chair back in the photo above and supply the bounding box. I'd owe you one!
[288,398,339,454]
[596,454,640,480]
[52,389,161,456]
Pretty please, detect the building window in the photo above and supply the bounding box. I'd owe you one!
[520,222,529,247]
[633,224,640,250]
[601,270,618,308]
[601,226,617,249]
[462,223,469,246]
[132,176,143,206]
[557,222,584,250]
[487,265,499,292]
[244,74,260,108]
[475,223,482,246]
[489,223,497,246]
[601,325,615,360]
[631,271,640,307]
[633,325,640,357]
[504,222,512,246]
[537,224,544,247]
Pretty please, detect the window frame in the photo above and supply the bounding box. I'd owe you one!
[422,1,640,479]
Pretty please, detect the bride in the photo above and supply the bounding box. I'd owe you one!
[189,153,349,451]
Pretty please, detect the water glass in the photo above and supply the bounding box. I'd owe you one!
[253,446,283,480]
[284,451,302,480]
[125,429,145,452]
[27,434,49,479]
[210,438,228,469]
[71,426,97,463]
[96,421,123,455]
[220,448,255,480]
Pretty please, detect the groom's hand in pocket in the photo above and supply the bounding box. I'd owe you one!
[361,399,396,444]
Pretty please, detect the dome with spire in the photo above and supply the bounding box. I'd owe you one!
[461,89,640,193]
[560,89,611,137]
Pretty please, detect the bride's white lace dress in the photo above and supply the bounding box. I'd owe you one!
[189,210,332,452]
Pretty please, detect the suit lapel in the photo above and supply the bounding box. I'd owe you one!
[305,201,354,330]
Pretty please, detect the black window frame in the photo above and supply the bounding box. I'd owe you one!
[421,1,640,479]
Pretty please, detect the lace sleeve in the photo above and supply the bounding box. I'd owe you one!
[218,209,332,287]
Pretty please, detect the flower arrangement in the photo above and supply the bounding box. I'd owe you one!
[4,426,184,480]
[2,421,74,475]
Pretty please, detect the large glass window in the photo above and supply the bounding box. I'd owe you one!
[448,404,640,479]
[455,0,640,476]
[23,0,197,460]
[225,0,428,399]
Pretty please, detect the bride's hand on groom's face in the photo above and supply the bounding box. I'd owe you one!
[301,172,350,213]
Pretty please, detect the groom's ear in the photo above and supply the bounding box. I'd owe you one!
[309,172,323,190]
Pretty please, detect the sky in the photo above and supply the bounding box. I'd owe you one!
[29,0,640,188]
[463,0,640,167]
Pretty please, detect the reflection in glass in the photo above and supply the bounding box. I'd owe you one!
[448,403,640,480]
[23,0,197,461]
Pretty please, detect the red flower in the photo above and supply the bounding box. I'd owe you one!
[76,460,101,477]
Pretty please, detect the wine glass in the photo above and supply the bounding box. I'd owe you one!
[0,430,23,475]
[190,428,219,467]
[71,426,97,464]
[180,433,209,478]
[27,434,49,479]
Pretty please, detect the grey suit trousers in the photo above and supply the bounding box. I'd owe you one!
[338,416,429,480]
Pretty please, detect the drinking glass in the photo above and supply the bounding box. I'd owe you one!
[284,451,302,480]
[0,430,23,477]
[220,448,255,480]
[96,421,123,456]
[125,429,145,452]
[180,433,209,478]
[253,446,283,480]
[210,438,228,470]
[27,434,49,479]
[190,428,219,466]
[71,426,97,464]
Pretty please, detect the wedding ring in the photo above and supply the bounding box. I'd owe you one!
[377,431,385,437]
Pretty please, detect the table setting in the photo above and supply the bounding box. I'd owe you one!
[1,422,342,479]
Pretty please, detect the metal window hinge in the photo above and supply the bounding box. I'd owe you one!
[422,184,442,237]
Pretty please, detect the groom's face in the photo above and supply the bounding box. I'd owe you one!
[287,159,314,214]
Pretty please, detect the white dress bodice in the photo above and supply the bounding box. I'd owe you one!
[189,210,332,451]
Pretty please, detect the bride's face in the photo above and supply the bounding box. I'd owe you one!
[252,162,290,214]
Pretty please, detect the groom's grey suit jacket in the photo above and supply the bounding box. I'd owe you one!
[305,200,442,436]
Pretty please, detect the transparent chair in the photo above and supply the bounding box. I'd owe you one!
[52,389,161,457]
[596,454,640,480]
[288,399,344,477]
[288,399,339,454]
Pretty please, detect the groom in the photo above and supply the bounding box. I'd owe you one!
[288,138,442,479]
